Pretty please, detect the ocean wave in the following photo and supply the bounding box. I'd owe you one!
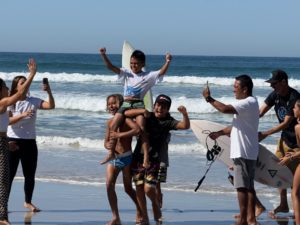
[37,135,207,154]
[1,71,300,88]
[0,72,118,83]
[37,136,103,150]
[30,91,277,114]
[36,136,278,157]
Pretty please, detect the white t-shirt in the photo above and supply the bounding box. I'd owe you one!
[7,96,42,139]
[230,96,259,160]
[118,69,162,99]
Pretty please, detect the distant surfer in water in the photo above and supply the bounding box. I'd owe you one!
[259,70,300,217]
[99,47,172,169]
[203,75,260,225]
[279,99,300,225]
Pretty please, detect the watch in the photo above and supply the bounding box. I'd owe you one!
[205,96,215,103]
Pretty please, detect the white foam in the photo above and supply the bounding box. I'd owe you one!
[37,136,103,150]
[0,72,118,83]
[2,72,300,88]
[36,135,206,154]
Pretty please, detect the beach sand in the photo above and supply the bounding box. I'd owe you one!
[8,181,295,225]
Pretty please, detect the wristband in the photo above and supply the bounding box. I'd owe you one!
[205,96,215,103]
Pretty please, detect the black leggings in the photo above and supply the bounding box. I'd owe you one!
[8,139,38,204]
[0,137,9,220]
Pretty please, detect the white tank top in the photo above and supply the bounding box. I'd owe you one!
[0,111,9,132]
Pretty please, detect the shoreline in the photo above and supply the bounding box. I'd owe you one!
[8,180,295,225]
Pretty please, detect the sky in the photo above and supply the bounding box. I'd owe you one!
[1,0,300,57]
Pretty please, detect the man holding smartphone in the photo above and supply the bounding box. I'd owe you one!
[202,75,259,225]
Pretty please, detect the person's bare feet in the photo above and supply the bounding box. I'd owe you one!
[268,205,289,218]
[136,219,150,225]
[231,221,248,225]
[233,205,266,219]
[106,218,121,225]
[100,153,115,165]
[24,202,41,212]
[255,205,266,217]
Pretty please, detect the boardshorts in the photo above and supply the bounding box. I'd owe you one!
[132,160,160,187]
[233,157,256,190]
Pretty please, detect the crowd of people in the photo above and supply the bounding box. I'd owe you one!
[99,47,300,225]
[1,49,300,225]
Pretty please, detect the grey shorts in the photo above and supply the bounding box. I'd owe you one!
[233,158,256,190]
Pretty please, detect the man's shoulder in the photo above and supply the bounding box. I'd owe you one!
[289,87,300,97]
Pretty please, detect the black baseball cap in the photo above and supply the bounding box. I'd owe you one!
[265,69,288,83]
[154,94,172,109]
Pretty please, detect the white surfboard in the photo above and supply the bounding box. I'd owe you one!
[122,41,153,111]
[190,120,293,189]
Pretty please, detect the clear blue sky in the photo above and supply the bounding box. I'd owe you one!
[1,0,300,57]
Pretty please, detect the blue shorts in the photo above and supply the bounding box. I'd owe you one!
[109,151,132,169]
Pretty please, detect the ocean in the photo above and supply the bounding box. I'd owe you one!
[1,52,300,206]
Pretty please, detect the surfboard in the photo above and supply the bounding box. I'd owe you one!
[122,41,154,111]
[190,119,293,189]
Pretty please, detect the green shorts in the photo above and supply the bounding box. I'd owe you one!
[117,100,145,114]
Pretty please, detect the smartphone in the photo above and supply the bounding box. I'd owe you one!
[42,78,49,85]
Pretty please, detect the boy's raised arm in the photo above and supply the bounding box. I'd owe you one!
[176,106,190,129]
[158,53,172,76]
[99,47,121,74]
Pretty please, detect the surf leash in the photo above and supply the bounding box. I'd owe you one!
[194,130,222,192]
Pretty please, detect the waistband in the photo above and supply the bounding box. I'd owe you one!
[124,98,143,102]
[115,151,132,159]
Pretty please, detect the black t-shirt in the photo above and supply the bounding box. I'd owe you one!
[265,87,300,148]
[133,112,179,163]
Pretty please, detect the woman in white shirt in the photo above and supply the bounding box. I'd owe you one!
[7,75,55,212]
[0,59,37,225]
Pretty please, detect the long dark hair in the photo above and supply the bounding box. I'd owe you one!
[10,76,26,97]
[0,78,7,100]
[9,76,27,109]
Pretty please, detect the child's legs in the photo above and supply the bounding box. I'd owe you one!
[144,184,161,221]
[136,115,149,167]
[110,113,125,131]
[122,165,142,219]
[135,184,149,223]
[135,115,146,131]
[292,165,300,225]
[106,164,121,221]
